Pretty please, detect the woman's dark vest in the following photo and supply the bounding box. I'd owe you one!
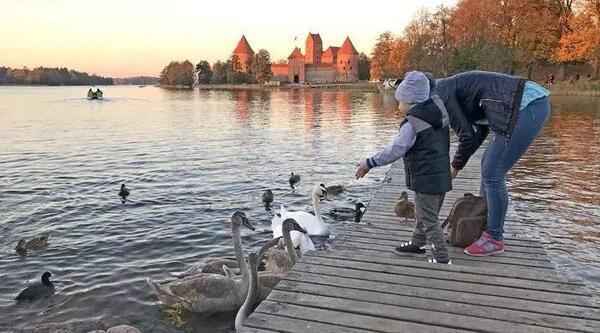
[403,97,452,194]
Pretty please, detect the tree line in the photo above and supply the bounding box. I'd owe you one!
[161,49,373,86]
[159,49,274,87]
[370,0,600,80]
[0,66,113,85]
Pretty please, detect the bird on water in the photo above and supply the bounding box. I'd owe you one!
[262,189,274,208]
[15,272,55,301]
[289,173,301,190]
[119,184,130,203]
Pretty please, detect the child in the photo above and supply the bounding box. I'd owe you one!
[355,71,452,264]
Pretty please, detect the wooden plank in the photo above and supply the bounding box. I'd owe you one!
[267,290,571,333]
[238,325,279,333]
[243,312,376,333]
[335,239,551,262]
[345,224,542,247]
[307,250,578,284]
[338,228,546,251]
[291,263,595,307]
[333,244,556,269]
[283,270,600,320]
[299,255,588,295]
[339,233,548,255]
[255,300,472,333]
[275,280,599,332]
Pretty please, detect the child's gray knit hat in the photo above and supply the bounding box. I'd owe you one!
[395,71,430,104]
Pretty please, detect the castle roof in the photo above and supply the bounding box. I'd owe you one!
[323,46,339,57]
[306,33,323,44]
[339,37,358,55]
[288,47,304,59]
[233,35,254,55]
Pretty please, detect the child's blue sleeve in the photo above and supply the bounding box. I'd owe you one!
[366,122,416,168]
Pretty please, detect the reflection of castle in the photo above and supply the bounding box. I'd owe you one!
[232,33,359,84]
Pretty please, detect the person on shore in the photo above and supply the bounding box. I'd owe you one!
[355,71,452,264]
[435,70,551,256]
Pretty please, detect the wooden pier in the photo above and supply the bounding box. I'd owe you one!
[240,150,600,332]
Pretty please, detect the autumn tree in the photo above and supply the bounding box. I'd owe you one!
[556,0,600,77]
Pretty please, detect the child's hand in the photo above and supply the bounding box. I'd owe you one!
[355,161,370,179]
[451,167,459,179]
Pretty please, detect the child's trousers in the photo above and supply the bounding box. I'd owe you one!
[411,192,449,262]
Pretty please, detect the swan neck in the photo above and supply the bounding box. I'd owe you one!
[235,258,257,332]
[283,228,297,265]
[313,196,322,221]
[232,223,248,280]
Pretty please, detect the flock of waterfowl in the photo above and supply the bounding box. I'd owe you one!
[11,172,370,332]
[146,176,364,331]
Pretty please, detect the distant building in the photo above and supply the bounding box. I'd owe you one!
[232,35,255,73]
[232,33,359,84]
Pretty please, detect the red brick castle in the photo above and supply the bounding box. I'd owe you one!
[232,33,359,84]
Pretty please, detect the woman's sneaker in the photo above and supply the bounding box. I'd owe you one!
[464,232,504,256]
[394,241,426,255]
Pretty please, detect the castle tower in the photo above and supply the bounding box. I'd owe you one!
[232,35,255,73]
[305,33,323,65]
[288,47,305,83]
[337,36,359,82]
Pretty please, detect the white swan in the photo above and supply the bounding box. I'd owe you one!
[271,184,329,252]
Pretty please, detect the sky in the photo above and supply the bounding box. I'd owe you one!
[0,0,455,78]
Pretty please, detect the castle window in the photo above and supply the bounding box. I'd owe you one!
[348,60,350,64]
[343,67,345,70]
[350,66,352,70]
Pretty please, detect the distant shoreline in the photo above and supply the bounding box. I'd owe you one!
[193,82,379,92]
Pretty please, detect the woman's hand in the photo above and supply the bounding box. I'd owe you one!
[355,161,370,179]
[451,167,459,179]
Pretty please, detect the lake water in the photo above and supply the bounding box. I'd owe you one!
[0,86,599,332]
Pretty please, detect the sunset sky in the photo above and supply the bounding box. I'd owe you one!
[1,0,455,77]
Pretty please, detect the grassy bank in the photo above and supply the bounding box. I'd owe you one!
[550,81,600,97]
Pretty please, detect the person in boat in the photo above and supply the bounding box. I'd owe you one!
[87,88,94,99]
[434,70,551,256]
[356,71,452,264]
[95,88,103,98]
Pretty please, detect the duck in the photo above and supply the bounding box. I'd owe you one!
[119,184,130,203]
[271,184,329,248]
[264,218,309,274]
[262,190,274,208]
[395,191,415,222]
[289,172,301,190]
[331,202,366,223]
[15,234,50,255]
[325,185,345,197]
[15,272,55,301]
[175,211,255,278]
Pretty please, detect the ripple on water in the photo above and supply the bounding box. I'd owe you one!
[1,88,600,331]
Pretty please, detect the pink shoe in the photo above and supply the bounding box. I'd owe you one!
[464,232,505,256]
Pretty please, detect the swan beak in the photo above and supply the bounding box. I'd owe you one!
[242,216,256,231]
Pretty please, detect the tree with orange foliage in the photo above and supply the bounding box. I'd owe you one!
[556,0,600,77]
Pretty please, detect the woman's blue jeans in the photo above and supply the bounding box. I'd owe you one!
[481,97,551,240]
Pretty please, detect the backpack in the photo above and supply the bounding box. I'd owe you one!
[442,193,487,248]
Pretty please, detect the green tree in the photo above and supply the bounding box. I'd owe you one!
[195,60,213,84]
[358,53,371,80]
[211,61,227,84]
